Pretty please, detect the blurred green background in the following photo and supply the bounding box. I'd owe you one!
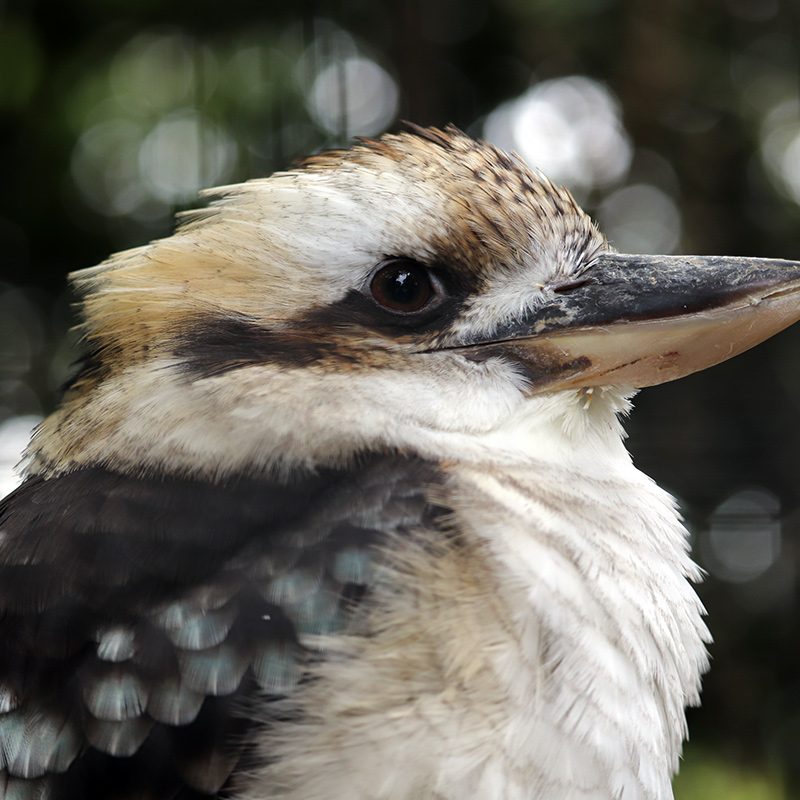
[2,0,800,797]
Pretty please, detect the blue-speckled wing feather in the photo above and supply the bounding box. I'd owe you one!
[0,453,441,799]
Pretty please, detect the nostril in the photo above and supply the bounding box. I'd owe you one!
[549,276,595,293]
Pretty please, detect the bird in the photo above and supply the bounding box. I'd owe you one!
[1,124,800,800]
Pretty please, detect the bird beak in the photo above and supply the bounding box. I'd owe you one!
[457,253,800,391]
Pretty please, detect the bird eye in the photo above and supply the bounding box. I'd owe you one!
[370,260,435,313]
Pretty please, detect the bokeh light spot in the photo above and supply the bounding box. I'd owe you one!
[71,119,148,216]
[704,489,782,583]
[110,32,213,113]
[483,76,632,198]
[760,97,800,207]
[0,415,41,500]
[596,184,681,254]
[138,109,237,204]
[308,56,399,138]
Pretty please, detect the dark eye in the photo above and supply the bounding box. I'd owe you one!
[370,260,435,313]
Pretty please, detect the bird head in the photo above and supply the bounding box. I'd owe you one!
[28,125,800,478]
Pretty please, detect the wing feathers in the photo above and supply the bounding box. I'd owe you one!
[81,665,150,722]
[0,453,442,798]
[146,678,204,726]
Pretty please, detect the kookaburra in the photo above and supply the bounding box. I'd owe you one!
[2,125,800,800]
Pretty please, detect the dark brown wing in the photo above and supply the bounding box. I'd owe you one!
[0,453,442,799]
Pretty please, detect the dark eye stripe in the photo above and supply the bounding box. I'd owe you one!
[172,258,474,377]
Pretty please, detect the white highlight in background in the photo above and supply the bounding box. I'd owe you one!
[484,76,632,198]
[308,56,399,138]
[0,415,41,500]
[703,489,782,583]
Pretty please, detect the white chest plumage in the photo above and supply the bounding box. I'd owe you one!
[242,400,709,800]
[446,459,709,800]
